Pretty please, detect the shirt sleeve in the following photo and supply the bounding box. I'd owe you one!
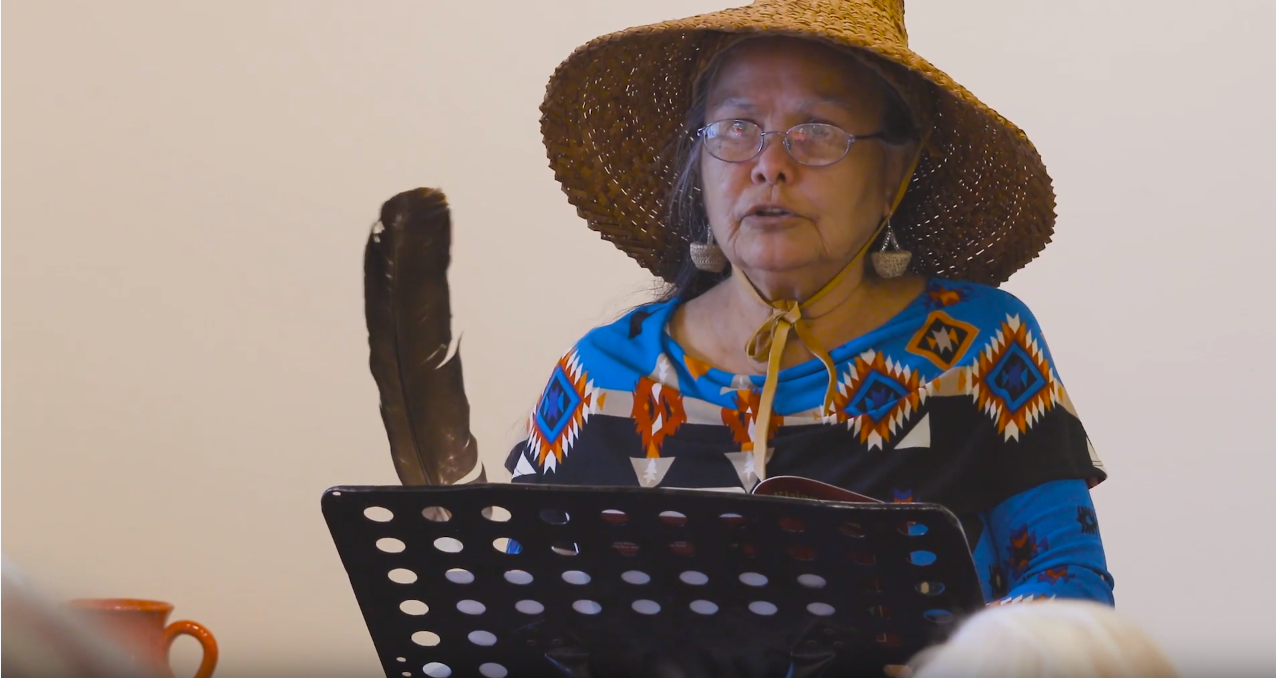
[985,478,1114,605]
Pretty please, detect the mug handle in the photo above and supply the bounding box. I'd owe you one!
[163,620,219,678]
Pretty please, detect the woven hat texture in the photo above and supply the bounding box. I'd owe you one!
[540,0,1055,285]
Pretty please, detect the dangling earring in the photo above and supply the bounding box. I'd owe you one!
[871,218,912,279]
[690,229,727,273]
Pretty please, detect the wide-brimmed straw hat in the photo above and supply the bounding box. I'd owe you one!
[539,0,1055,286]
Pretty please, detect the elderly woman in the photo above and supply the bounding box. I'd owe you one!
[505,0,1112,606]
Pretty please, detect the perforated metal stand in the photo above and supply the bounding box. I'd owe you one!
[323,484,984,678]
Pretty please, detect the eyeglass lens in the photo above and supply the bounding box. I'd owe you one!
[701,120,853,166]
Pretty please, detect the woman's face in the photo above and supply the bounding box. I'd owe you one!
[700,37,907,287]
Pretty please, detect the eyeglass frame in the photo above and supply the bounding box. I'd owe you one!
[695,119,888,167]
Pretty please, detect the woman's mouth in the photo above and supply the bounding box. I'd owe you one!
[745,205,791,218]
[743,204,801,223]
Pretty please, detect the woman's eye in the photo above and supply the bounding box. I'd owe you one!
[803,125,833,139]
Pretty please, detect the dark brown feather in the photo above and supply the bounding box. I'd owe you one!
[364,188,482,485]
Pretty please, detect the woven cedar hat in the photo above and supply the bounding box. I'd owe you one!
[539,0,1056,286]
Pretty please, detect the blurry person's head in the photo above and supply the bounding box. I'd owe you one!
[909,600,1180,678]
[1,558,161,678]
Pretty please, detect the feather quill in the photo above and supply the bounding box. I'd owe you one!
[364,188,482,485]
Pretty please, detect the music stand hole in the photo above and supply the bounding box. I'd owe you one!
[457,600,486,615]
[504,569,533,585]
[551,541,580,556]
[916,580,946,596]
[482,506,511,522]
[901,521,928,536]
[422,506,452,523]
[798,574,827,589]
[778,516,806,533]
[848,550,876,566]
[601,509,629,526]
[924,609,956,625]
[807,602,835,617]
[679,571,708,586]
[690,600,719,615]
[423,662,451,677]
[445,568,475,584]
[399,600,428,616]
[492,537,518,554]
[787,544,816,561]
[363,506,393,523]
[376,537,406,554]
[515,599,544,615]
[411,631,440,647]
[739,572,768,587]
[572,600,602,615]
[838,521,866,538]
[388,568,417,584]
[612,540,640,557]
[719,512,746,527]
[876,633,904,648]
[539,509,570,525]
[479,663,509,678]
[659,510,688,526]
[562,570,591,585]
[433,537,463,554]
[748,601,778,616]
[622,570,651,585]
[632,600,661,615]
[910,550,937,566]
[468,630,497,646]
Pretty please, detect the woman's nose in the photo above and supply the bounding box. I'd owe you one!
[751,132,797,185]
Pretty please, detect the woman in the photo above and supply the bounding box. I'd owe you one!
[506,0,1112,605]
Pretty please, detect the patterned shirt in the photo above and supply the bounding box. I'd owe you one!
[505,279,1114,604]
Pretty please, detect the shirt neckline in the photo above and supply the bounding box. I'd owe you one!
[657,278,934,390]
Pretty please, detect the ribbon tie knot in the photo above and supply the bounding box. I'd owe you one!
[745,300,802,363]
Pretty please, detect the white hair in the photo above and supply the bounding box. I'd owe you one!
[908,600,1180,678]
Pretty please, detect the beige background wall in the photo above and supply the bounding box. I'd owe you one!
[3,1,1273,675]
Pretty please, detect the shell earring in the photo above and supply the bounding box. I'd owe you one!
[690,229,727,273]
[871,218,912,279]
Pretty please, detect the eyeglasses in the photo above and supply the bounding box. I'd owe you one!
[698,119,885,167]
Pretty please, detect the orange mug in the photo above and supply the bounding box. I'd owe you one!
[69,598,217,678]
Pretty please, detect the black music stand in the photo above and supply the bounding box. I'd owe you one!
[322,483,984,678]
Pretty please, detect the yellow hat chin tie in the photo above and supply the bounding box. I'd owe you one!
[739,244,865,485]
[738,145,924,484]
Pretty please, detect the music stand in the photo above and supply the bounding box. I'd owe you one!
[322,483,984,678]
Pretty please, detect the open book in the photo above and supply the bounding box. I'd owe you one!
[751,475,883,503]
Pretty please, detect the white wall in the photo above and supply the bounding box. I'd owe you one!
[3,1,1273,675]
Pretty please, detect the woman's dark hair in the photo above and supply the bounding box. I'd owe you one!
[654,48,920,306]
